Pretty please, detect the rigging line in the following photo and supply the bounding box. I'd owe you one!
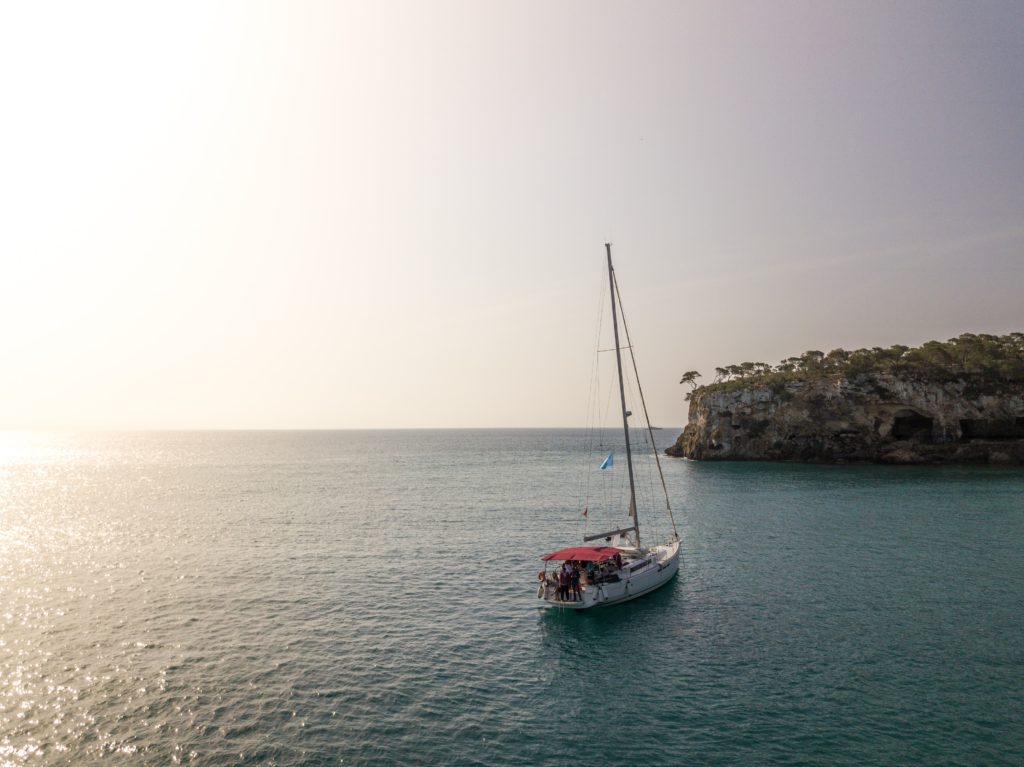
[599,365,618,445]
[592,270,608,429]
[612,268,680,541]
[582,265,608,515]
[591,273,609,457]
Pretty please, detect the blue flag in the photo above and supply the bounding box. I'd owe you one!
[599,452,614,470]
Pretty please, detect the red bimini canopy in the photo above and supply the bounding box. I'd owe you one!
[541,546,621,562]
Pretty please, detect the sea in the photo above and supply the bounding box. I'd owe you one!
[1,429,1022,766]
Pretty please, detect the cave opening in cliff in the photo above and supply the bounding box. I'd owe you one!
[959,418,1024,441]
[892,411,934,442]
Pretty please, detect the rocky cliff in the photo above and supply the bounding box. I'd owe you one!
[667,375,1024,464]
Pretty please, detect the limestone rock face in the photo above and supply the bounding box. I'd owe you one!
[667,375,1024,464]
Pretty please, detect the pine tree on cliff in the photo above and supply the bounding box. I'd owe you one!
[692,332,1024,396]
[679,371,701,389]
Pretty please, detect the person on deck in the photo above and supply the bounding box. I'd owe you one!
[570,563,582,601]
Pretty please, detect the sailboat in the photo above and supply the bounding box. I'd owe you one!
[537,244,681,609]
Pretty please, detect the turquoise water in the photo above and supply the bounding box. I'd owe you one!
[1,430,1022,765]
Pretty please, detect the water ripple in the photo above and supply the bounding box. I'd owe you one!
[1,432,1022,765]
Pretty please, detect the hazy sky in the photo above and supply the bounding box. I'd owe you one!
[2,1,1022,429]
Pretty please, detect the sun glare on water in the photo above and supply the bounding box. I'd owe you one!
[0,432,68,467]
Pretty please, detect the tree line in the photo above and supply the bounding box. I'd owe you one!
[680,332,1024,396]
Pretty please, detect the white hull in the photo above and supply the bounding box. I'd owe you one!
[540,540,680,610]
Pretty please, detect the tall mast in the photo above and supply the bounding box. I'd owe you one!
[606,243,640,549]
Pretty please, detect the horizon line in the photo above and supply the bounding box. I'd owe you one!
[0,425,683,433]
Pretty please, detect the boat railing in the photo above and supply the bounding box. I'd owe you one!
[542,557,657,593]
[621,557,652,576]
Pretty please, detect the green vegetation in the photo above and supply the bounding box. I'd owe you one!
[682,333,1024,400]
[678,370,702,389]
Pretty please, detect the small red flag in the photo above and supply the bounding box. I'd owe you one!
[582,507,588,517]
